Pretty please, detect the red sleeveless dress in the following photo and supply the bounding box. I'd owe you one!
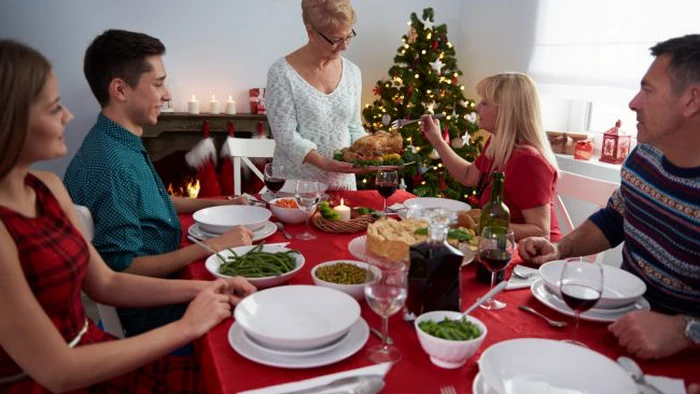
[0,174,202,394]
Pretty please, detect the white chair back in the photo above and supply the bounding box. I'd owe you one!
[553,171,620,263]
[226,138,276,196]
[72,204,125,338]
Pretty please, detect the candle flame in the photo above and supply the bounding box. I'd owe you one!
[228,95,233,100]
[211,95,216,100]
[191,94,196,100]
[340,198,345,206]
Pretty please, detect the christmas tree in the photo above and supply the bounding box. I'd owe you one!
[361,7,483,202]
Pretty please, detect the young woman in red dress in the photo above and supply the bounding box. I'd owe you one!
[421,72,561,242]
[0,40,256,394]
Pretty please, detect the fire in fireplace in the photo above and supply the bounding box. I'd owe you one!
[153,150,201,198]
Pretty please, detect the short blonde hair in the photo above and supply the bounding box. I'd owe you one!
[476,72,558,173]
[302,0,356,31]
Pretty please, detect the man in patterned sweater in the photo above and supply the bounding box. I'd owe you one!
[519,34,699,360]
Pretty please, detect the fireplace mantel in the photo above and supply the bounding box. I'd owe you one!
[143,112,270,162]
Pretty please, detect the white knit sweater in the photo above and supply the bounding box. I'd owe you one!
[265,56,367,190]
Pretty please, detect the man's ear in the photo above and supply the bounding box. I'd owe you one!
[681,84,700,118]
[108,78,129,104]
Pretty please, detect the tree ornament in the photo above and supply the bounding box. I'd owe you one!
[428,148,440,160]
[462,132,471,146]
[451,136,464,148]
[467,193,480,207]
[406,145,418,154]
[439,171,447,191]
[407,27,418,44]
[381,114,392,126]
[422,16,435,30]
[373,86,382,96]
[432,40,439,51]
[442,127,450,142]
[424,102,436,114]
[429,58,445,74]
[466,112,477,123]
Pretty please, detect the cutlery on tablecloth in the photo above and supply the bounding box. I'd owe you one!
[518,305,568,328]
[369,326,394,345]
[460,281,508,317]
[274,222,293,240]
[617,357,665,394]
[278,374,384,394]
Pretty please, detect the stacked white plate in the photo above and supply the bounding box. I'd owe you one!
[476,338,638,394]
[532,261,649,322]
[193,205,271,233]
[403,197,471,212]
[230,285,369,368]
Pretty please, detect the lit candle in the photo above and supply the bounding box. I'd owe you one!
[333,198,351,221]
[188,95,200,114]
[209,95,220,114]
[225,95,237,115]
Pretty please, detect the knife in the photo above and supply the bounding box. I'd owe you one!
[278,374,384,394]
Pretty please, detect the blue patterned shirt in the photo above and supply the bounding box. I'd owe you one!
[64,114,185,336]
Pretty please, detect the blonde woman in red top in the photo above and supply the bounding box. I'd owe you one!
[421,72,561,241]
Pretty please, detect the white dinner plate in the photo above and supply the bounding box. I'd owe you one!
[243,330,347,357]
[228,318,369,369]
[531,278,650,323]
[472,373,497,394]
[348,235,393,265]
[188,221,276,242]
[478,338,638,394]
[403,197,471,212]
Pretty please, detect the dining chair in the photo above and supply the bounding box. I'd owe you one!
[73,204,126,339]
[225,137,276,196]
[553,170,620,263]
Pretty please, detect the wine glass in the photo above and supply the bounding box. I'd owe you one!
[478,226,515,311]
[364,263,407,363]
[375,170,398,214]
[294,180,320,241]
[560,258,603,347]
[264,163,285,199]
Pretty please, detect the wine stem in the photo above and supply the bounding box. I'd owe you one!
[381,315,389,350]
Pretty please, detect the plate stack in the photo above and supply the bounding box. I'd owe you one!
[532,261,649,322]
[229,286,369,368]
[190,205,276,242]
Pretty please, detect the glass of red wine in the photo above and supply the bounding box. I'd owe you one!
[264,163,286,199]
[375,170,398,214]
[478,226,515,311]
[560,258,603,347]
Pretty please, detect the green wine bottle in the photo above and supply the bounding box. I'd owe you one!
[477,171,510,284]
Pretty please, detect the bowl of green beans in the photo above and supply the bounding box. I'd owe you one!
[311,260,381,300]
[414,311,487,369]
[205,243,305,288]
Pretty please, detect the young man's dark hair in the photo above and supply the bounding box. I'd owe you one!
[83,29,165,107]
[650,34,700,94]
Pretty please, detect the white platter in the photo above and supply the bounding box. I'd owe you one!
[204,244,304,288]
[531,278,650,323]
[403,197,471,212]
[348,235,394,265]
[478,338,638,394]
[229,318,369,369]
[188,221,276,243]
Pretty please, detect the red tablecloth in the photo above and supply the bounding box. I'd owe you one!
[180,190,698,394]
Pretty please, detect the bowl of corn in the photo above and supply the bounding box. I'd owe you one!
[311,260,380,301]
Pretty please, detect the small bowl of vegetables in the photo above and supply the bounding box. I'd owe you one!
[415,311,487,369]
[205,243,305,288]
[311,260,381,300]
[269,198,307,225]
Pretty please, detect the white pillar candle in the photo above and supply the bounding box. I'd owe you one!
[225,95,237,115]
[188,95,200,114]
[209,95,220,114]
[333,198,351,221]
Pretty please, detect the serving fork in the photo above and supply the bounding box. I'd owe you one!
[390,113,445,129]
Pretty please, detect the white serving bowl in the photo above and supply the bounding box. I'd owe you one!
[268,198,307,225]
[539,260,646,309]
[311,260,381,301]
[193,205,271,234]
[414,311,487,369]
[404,197,471,212]
[204,245,304,288]
[234,285,361,351]
[479,338,637,394]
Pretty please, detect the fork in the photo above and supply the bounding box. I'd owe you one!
[390,113,445,129]
[440,385,458,394]
[518,305,568,328]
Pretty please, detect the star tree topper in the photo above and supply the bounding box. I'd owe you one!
[422,16,434,30]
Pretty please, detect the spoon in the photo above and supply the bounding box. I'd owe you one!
[460,281,508,317]
[279,374,385,394]
[617,356,664,394]
[518,305,568,328]
[274,221,293,240]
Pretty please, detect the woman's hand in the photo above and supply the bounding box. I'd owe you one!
[420,115,444,146]
[207,225,253,251]
[179,280,236,338]
[223,276,257,305]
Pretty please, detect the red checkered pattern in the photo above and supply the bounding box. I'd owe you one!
[0,174,202,393]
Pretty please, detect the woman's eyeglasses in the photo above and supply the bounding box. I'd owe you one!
[316,29,357,46]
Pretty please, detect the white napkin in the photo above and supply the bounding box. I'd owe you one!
[238,362,392,394]
[388,203,406,211]
[643,375,686,394]
[505,265,540,291]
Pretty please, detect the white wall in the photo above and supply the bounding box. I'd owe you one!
[0,0,462,175]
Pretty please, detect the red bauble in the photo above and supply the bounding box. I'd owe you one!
[442,127,450,142]
[373,86,382,96]
[467,194,480,207]
[439,172,447,191]
[432,40,439,51]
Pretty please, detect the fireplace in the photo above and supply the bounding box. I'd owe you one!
[144,112,271,197]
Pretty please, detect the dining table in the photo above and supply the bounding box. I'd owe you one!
[180,190,699,394]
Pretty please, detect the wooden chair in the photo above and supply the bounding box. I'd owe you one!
[73,204,125,339]
[226,137,276,196]
[553,170,620,262]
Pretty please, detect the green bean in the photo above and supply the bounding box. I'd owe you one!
[418,317,481,341]
[218,248,300,278]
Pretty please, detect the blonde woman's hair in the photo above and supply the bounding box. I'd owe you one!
[476,72,558,174]
[301,0,356,31]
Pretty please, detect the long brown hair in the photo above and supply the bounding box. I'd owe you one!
[0,40,52,179]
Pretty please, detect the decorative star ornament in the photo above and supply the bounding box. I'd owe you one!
[429,58,445,74]
[422,17,434,30]
[466,112,477,123]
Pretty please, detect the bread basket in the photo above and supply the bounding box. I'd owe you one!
[311,213,376,233]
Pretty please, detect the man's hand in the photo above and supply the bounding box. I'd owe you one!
[608,311,691,359]
[518,236,559,265]
[207,225,253,251]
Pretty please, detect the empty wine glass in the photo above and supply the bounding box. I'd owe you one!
[294,180,320,241]
[263,163,285,199]
[375,170,398,214]
[560,258,603,347]
[365,263,408,363]
[478,226,515,311]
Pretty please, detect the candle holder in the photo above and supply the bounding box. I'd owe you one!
[600,120,631,164]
